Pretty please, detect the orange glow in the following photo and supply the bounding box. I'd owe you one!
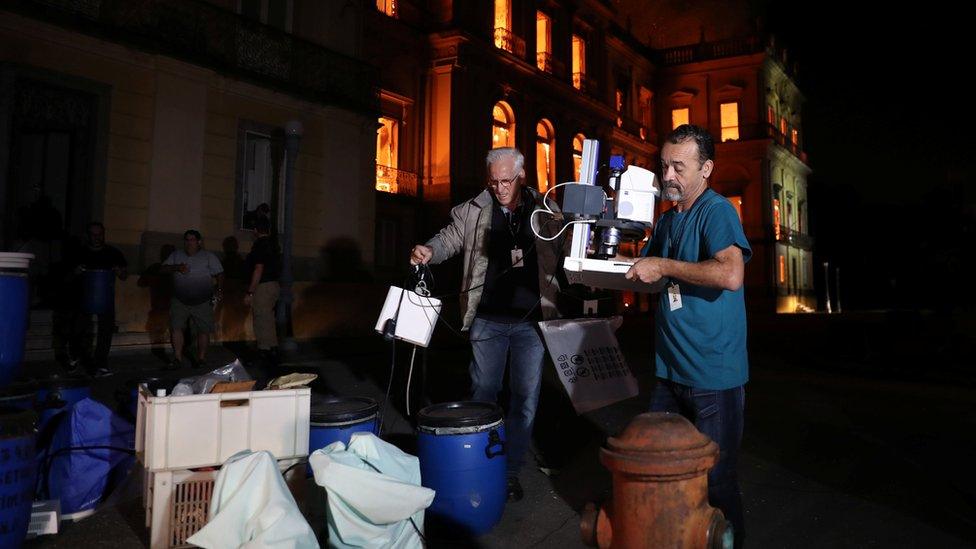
[773,198,781,240]
[494,0,511,50]
[767,105,775,124]
[536,120,554,192]
[572,35,586,89]
[726,195,743,222]
[573,133,585,181]
[780,116,788,136]
[376,116,398,193]
[639,86,653,129]
[720,102,739,142]
[791,128,799,146]
[778,255,786,284]
[492,102,515,148]
[671,107,689,129]
[536,12,551,71]
[376,0,396,17]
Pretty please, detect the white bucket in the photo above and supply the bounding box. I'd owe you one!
[0,252,34,270]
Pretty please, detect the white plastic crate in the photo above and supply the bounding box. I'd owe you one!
[142,459,303,549]
[135,385,311,471]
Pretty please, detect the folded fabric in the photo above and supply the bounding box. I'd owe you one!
[310,433,435,548]
[187,450,318,549]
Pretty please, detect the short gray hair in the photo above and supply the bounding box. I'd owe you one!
[486,147,524,174]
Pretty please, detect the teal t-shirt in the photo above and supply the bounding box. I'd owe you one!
[645,188,752,390]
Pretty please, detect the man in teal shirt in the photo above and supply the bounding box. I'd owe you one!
[627,124,750,548]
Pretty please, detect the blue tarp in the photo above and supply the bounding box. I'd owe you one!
[40,397,135,516]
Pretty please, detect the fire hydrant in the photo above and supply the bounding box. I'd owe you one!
[580,412,733,549]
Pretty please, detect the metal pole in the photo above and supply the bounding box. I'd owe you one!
[277,120,302,352]
[823,261,832,314]
[835,266,842,314]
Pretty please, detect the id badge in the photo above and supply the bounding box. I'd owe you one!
[668,283,682,311]
[511,247,524,268]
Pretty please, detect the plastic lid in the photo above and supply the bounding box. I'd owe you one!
[310,396,379,423]
[0,252,34,269]
[416,401,503,428]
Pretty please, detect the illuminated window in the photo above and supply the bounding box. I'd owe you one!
[375,116,399,193]
[791,128,799,146]
[572,35,586,90]
[536,12,551,72]
[671,108,689,129]
[494,0,512,51]
[767,105,775,125]
[726,195,743,223]
[773,198,781,240]
[780,117,788,136]
[239,0,293,32]
[376,0,396,17]
[778,254,786,284]
[573,133,586,181]
[492,101,515,148]
[720,102,739,142]
[639,87,653,131]
[536,120,555,193]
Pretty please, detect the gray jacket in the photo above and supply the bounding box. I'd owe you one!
[425,188,563,330]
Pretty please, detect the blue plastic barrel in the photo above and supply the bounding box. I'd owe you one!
[0,253,33,387]
[36,376,91,432]
[307,396,379,474]
[82,269,115,315]
[0,381,38,412]
[0,406,38,548]
[416,401,507,536]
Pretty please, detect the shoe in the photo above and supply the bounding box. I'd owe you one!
[506,476,523,502]
[65,358,84,375]
[93,367,113,378]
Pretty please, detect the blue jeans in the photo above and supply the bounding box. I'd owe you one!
[469,317,546,477]
[650,379,746,548]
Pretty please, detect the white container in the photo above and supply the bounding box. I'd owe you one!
[0,252,34,269]
[374,286,442,347]
[135,385,311,471]
[142,459,302,549]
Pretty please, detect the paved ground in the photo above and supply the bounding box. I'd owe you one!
[20,317,976,548]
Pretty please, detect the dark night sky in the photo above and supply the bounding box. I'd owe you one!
[760,3,974,309]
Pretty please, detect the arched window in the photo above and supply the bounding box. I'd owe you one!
[536,119,555,192]
[572,133,586,181]
[492,101,515,148]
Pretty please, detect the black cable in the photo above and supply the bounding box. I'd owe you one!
[378,337,397,436]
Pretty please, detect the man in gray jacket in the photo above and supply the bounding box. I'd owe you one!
[411,147,562,501]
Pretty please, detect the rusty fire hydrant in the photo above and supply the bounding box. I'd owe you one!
[580,412,733,549]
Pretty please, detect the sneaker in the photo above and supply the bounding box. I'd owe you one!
[93,367,113,379]
[506,476,524,502]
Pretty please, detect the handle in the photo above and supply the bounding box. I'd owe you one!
[484,428,506,459]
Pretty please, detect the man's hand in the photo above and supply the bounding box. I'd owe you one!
[410,245,433,266]
[243,293,253,306]
[178,263,189,274]
[625,257,669,284]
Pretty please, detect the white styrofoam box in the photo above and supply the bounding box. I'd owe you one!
[135,386,310,471]
[374,286,442,347]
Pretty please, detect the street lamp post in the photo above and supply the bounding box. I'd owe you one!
[277,119,302,353]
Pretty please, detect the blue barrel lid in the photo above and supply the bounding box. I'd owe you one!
[0,406,37,438]
[416,401,503,429]
[310,396,379,423]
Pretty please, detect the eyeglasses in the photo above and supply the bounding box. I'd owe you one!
[487,175,519,189]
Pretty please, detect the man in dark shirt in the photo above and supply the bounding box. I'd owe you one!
[57,222,128,377]
[244,217,281,363]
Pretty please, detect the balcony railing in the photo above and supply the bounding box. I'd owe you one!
[376,164,418,197]
[572,72,598,96]
[13,0,378,114]
[536,51,552,73]
[658,35,765,66]
[493,27,526,58]
[775,225,814,250]
[720,124,808,164]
